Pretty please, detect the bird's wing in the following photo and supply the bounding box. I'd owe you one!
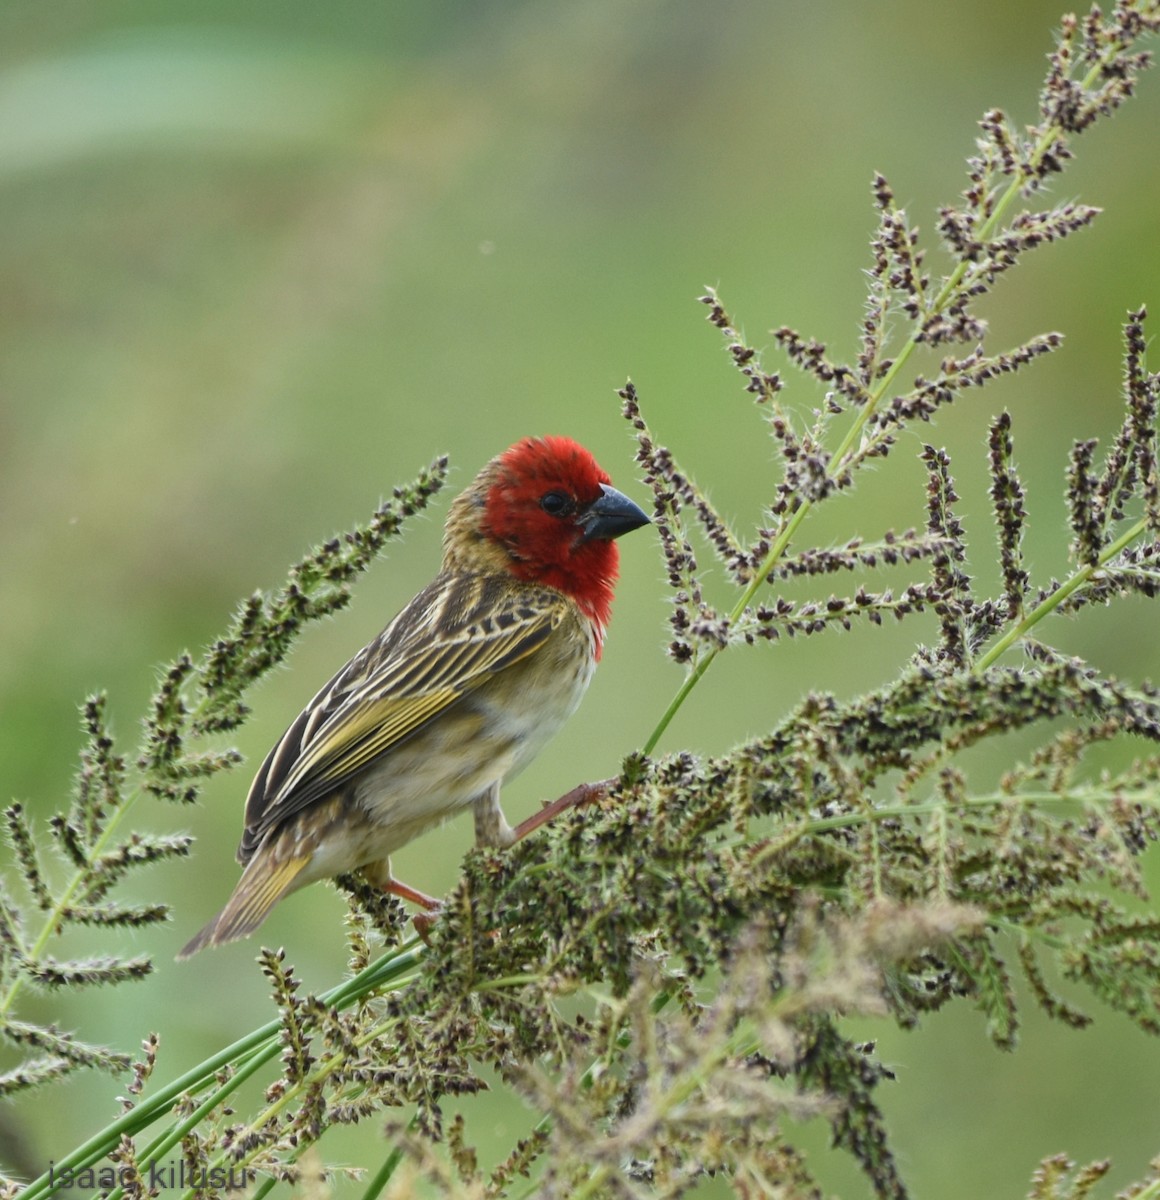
[239,572,570,858]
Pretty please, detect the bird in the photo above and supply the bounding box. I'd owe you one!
[178,436,650,957]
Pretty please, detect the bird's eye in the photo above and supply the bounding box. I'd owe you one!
[539,490,574,517]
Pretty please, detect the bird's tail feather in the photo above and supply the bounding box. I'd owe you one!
[177,853,310,959]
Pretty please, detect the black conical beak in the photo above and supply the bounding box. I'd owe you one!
[578,483,651,541]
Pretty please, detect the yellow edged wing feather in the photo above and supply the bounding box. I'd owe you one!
[237,571,569,860]
[176,852,310,958]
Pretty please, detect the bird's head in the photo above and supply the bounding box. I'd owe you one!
[444,436,650,628]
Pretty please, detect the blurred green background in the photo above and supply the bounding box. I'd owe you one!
[3,1,1160,1195]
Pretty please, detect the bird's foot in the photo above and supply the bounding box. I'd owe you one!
[412,907,443,943]
[360,866,443,941]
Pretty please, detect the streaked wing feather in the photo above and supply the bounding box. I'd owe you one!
[239,573,566,857]
[277,689,460,801]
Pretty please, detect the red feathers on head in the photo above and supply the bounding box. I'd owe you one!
[496,436,611,500]
[483,436,621,635]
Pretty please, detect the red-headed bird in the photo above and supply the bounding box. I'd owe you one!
[179,436,650,957]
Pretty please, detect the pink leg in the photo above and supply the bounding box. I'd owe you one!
[511,778,614,841]
[373,779,615,940]
[382,877,442,911]
[362,859,441,912]
[373,874,441,942]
